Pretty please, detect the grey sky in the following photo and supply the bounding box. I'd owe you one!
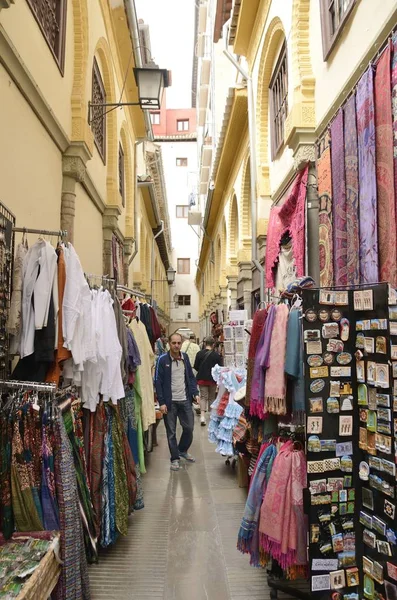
[135,0,195,109]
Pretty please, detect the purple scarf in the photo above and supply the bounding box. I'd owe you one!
[331,110,347,285]
[250,305,276,419]
[344,95,360,285]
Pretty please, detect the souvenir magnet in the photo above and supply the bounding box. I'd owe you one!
[318,308,330,322]
[307,416,323,434]
[340,317,350,341]
[308,435,321,453]
[384,500,395,520]
[322,323,340,339]
[341,396,353,411]
[376,336,387,354]
[327,339,344,353]
[308,355,323,367]
[355,349,364,361]
[331,308,342,322]
[323,352,335,365]
[330,570,346,590]
[304,308,317,322]
[337,352,352,365]
[327,397,340,413]
[339,415,353,436]
[359,462,370,481]
[309,397,323,413]
[310,379,325,393]
[310,366,329,378]
[304,329,321,342]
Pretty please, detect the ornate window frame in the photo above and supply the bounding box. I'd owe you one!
[269,41,288,160]
[320,0,357,60]
[91,58,106,163]
[26,0,67,74]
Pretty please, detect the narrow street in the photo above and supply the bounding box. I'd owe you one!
[89,421,273,600]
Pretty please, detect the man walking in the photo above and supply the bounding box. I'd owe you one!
[194,337,223,426]
[155,332,200,471]
[181,333,200,375]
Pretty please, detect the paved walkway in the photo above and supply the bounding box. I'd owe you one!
[89,416,297,600]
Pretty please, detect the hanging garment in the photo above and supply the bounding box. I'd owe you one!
[344,94,360,286]
[88,402,106,538]
[285,309,305,424]
[250,305,275,419]
[246,309,267,409]
[132,370,146,476]
[54,417,91,600]
[265,166,308,290]
[392,34,397,203]
[111,405,129,536]
[149,306,162,346]
[7,241,28,354]
[100,405,117,548]
[356,67,379,284]
[0,415,14,538]
[317,139,334,287]
[129,319,156,432]
[119,387,144,510]
[331,110,348,286]
[264,304,289,415]
[259,441,307,574]
[274,243,297,294]
[40,412,60,531]
[113,297,129,386]
[375,43,397,286]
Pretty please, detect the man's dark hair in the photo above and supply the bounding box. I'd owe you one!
[204,336,215,347]
[189,333,196,340]
[169,331,183,343]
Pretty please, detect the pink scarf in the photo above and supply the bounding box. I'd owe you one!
[264,304,289,414]
[259,442,307,572]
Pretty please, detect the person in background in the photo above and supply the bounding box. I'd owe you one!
[194,336,223,427]
[181,334,200,375]
[155,332,200,471]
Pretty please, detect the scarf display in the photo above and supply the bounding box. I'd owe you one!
[264,304,289,415]
[265,166,309,290]
[375,43,397,286]
[284,309,305,424]
[259,441,307,575]
[343,95,360,285]
[249,318,268,419]
[317,138,334,287]
[392,33,397,199]
[245,309,267,409]
[356,67,379,284]
[331,110,348,285]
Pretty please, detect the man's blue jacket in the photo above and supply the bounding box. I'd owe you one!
[154,352,198,410]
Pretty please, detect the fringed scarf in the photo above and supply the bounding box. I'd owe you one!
[285,309,305,424]
[264,304,289,415]
[237,442,277,566]
[246,309,267,409]
[259,442,307,573]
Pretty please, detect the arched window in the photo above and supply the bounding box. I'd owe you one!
[91,58,106,162]
[269,40,288,159]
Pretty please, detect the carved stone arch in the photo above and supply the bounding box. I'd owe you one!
[228,193,239,266]
[240,155,251,247]
[71,0,93,150]
[284,0,316,146]
[93,38,118,206]
[120,123,134,237]
[256,17,286,196]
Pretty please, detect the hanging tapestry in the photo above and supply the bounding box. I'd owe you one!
[356,67,379,284]
[391,34,397,236]
[265,166,308,290]
[317,136,334,287]
[343,94,360,285]
[375,43,397,286]
[330,110,347,285]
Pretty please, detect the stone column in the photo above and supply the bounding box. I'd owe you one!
[219,285,228,322]
[238,260,253,319]
[102,206,121,276]
[227,275,238,310]
[61,143,91,243]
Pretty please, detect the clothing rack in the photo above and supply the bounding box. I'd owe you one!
[117,284,146,299]
[13,227,67,238]
[0,380,57,392]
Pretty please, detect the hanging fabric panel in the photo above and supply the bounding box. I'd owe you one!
[392,33,397,208]
[343,94,360,285]
[330,109,348,285]
[317,136,334,287]
[356,67,379,284]
[374,43,397,286]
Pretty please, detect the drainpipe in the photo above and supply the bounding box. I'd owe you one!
[124,0,154,142]
[222,25,265,303]
[151,220,164,304]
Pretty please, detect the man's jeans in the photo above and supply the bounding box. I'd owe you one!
[163,400,194,462]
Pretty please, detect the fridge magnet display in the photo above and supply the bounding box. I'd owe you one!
[376,393,390,407]
[323,323,340,338]
[304,329,321,342]
[377,421,392,435]
[360,409,368,423]
[307,416,323,433]
[312,574,331,591]
[344,475,352,487]
[359,427,368,449]
[364,337,375,354]
[330,381,342,396]
[356,361,365,382]
[363,574,375,599]
[355,349,364,361]
[330,570,346,589]
[372,561,384,584]
[340,317,350,341]
[327,339,344,353]
[359,462,370,481]
[372,515,386,536]
[356,321,365,331]
[375,433,392,454]
[340,456,353,471]
[310,379,326,393]
[339,415,353,435]
[331,366,352,377]
[340,396,353,411]
[323,351,335,365]
[368,389,377,410]
[308,436,321,452]
[394,380,397,396]
[336,441,353,457]
[327,397,340,413]
[354,289,374,311]
[390,322,397,336]
[319,308,330,321]
[367,411,377,432]
[320,439,337,451]
[363,556,374,576]
[394,418,397,435]
[367,362,376,383]
[337,352,352,365]
[339,489,348,502]
[305,308,317,322]
[360,511,373,528]
[309,397,323,413]
[312,558,339,571]
[358,384,368,405]
[346,567,359,587]
[386,528,397,545]
[376,540,392,556]
[331,308,343,321]
[356,333,365,349]
[309,479,327,494]
[381,458,395,476]
[363,529,377,549]
[376,336,387,354]
[335,291,349,305]
[319,290,335,305]
[387,563,397,582]
[367,431,376,454]
[308,355,323,367]
[307,340,323,354]
[310,366,329,378]
[307,461,325,473]
[362,488,374,510]
[384,580,397,600]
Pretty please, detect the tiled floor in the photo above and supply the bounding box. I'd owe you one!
[89,416,303,599]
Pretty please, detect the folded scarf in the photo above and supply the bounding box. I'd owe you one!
[237,442,277,563]
[264,304,289,414]
[285,309,305,423]
[246,309,267,408]
[259,442,307,572]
